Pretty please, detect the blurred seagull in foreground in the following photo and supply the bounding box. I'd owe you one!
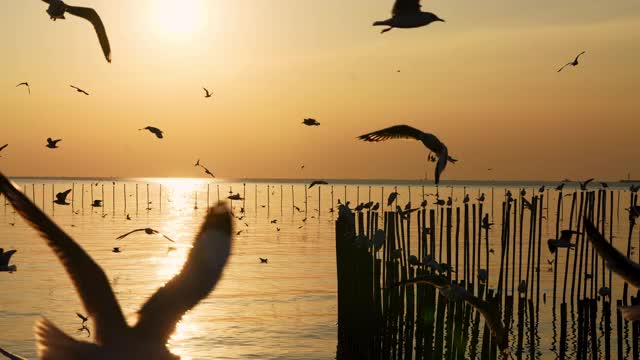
[41,0,112,63]
[547,230,579,253]
[358,125,456,184]
[16,82,30,95]
[584,219,640,320]
[139,126,164,139]
[557,51,586,72]
[0,248,18,272]
[374,0,444,34]
[0,346,27,360]
[308,180,328,189]
[46,138,61,149]
[0,172,233,359]
[397,273,507,350]
[116,228,175,243]
[70,85,89,95]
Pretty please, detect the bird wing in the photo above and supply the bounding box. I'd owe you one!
[65,6,111,63]
[135,203,233,343]
[574,51,586,62]
[358,125,424,143]
[203,87,210,96]
[396,273,451,289]
[392,0,422,16]
[76,312,88,322]
[582,178,594,187]
[0,346,28,360]
[557,62,571,72]
[0,250,17,267]
[460,292,508,349]
[0,144,7,152]
[434,145,448,185]
[151,128,164,138]
[157,232,176,243]
[70,85,80,91]
[584,219,640,288]
[115,228,145,240]
[56,189,72,202]
[0,172,127,344]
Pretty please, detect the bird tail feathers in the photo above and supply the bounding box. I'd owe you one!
[35,318,95,360]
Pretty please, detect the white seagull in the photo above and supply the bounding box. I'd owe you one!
[0,172,233,359]
[358,125,456,184]
[41,0,112,63]
[373,0,444,34]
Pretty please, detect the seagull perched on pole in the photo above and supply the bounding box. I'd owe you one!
[374,0,444,34]
[557,51,586,72]
[397,273,507,350]
[16,82,30,95]
[41,0,112,63]
[70,85,89,95]
[584,219,640,320]
[0,172,233,359]
[358,125,456,184]
[139,126,164,139]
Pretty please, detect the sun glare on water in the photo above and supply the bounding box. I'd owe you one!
[152,0,208,38]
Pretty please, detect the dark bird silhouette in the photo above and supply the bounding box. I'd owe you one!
[548,230,579,253]
[0,144,7,156]
[227,193,244,201]
[111,247,121,253]
[481,214,493,230]
[0,173,234,359]
[0,346,27,360]
[308,180,328,189]
[0,248,18,272]
[41,0,112,63]
[358,125,456,184]
[302,118,320,126]
[46,138,62,149]
[477,193,485,202]
[203,88,212,98]
[70,85,89,95]
[194,159,200,167]
[556,183,565,191]
[116,228,175,243]
[579,178,594,191]
[371,203,380,211]
[201,166,215,178]
[630,184,640,193]
[397,273,507,350]
[54,189,72,205]
[91,200,102,208]
[600,182,608,188]
[76,313,88,326]
[538,186,545,193]
[139,126,164,139]
[387,192,399,206]
[259,258,268,264]
[374,0,444,34]
[584,219,640,320]
[558,51,586,72]
[16,82,30,95]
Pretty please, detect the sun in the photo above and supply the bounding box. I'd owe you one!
[152,0,208,38]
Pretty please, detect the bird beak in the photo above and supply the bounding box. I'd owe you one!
[438,18,445,22]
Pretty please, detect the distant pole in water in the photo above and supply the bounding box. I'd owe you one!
[51,183,55,215]
[281,184,284,216]
[112,182,115,214]
[305,185,308,215]
[194,189,198,209]
[102,184,105,215]
[146,184,150,211]
[331,185,334,216]
[491,187,495,220]
[267,185,270,215]
[344,185,347,205]
[71,183,75,212]
[318,186,321,218]
[254,184,257,213]
[368,185,371,203]
[135,184,139,213]
[90,183,94,208]
[159,184,162,212]
[243,183,246,211]
[357,186,360,205]
[81,184,84,211]
[381,186,385,211]
[292,184,295,213]
[123,184,127,213]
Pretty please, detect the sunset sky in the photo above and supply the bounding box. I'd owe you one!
[1,0,639,180]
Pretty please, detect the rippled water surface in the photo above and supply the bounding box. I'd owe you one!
[0,178,636,359]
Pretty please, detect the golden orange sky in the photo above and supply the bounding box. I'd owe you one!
[1,0,639,181]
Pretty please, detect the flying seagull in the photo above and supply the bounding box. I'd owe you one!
[139,126,164,139]
[0,172,233,358]
[227,193,244,201]
[308,180,328,189]
[584,219,640,320]
[397,273,507,350]
[558,51,586,72]
[46,138,61,149]
[259,258,268,264]
[70,85,89,95]
[54,189,72,205]
[76,313,88,327]
[116,228,175,243]
[41,0,112,63]
[0,144,7,157]
[358,125,456,184]
[578,178,594,191]
[302,118,320,126]
[547,230,579,253]
[91,200,102,208]
[203,87,212,98]
[373,0,444,34]
[201,166,215,178]
[0,248,18,272]
[16,82,30,95]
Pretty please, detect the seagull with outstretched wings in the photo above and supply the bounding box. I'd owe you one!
[70,85,90,95]
[0,172,233,359]
[16,82,30,95]
[54,189,72,205]
[308,180,328,189]
[358,125,456,184]
[41,0,112,63]
[139,126,164,139]
[558,51,585,72]
[373,0,444,34]
[116,228,175,243]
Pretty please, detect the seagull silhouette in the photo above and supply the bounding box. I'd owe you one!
[302,118,320,126]
[397,273,507,350]
[387,192,399,206]
[76,313,88,327]
[548,230,579,253]
[358,125,456,184]
[584,219,640,320]
[91,200,102,208]
[374,0,444,34]
[558,51,586,72]
[203,87,212,98]
[259,258,268,264]
[54,189,72,205]
[46,138,61,149]
[308,180,328,189]
[116,228,175,243]
[16,82,30,95]
[578,178,594,191]
[0,144,8,157]
[0,172,233,359]
[41,0,112,63]
[227,193,244,201]
[70,85,89,95]
[139,126,164,139]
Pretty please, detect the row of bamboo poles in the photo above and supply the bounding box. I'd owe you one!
[336,188,640,359]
